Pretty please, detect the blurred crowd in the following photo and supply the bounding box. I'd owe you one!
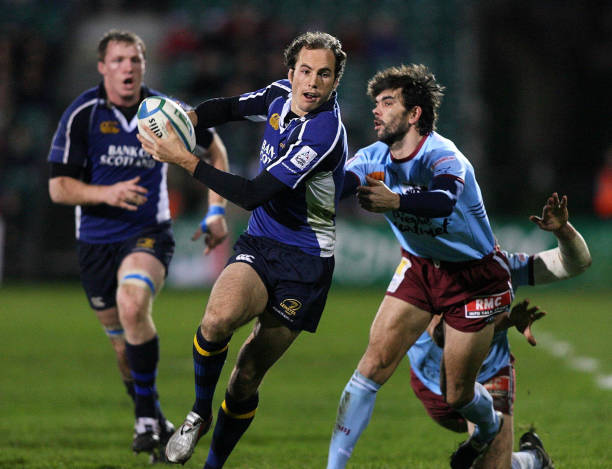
[1,0,610,280]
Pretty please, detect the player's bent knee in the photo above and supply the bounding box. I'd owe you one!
[119,270,156,296]
[201,308,235,340]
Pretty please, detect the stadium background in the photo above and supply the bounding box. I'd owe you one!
[1,0,610,287]
[1,2,611,468]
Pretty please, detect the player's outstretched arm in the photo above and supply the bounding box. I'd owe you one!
[530,193,592,284]
[49,175,148,211]
[139,121,287,211]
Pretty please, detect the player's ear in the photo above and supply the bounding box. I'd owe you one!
[408,105,422,125]
[97,60,105,76]
[288,68,294,84]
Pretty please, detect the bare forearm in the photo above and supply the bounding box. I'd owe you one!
[49,177,108,206]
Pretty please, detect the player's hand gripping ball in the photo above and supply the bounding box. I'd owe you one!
[137,96,196,152]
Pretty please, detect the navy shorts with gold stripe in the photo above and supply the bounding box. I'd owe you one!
[77,222,175,310]
[227,233,334,333]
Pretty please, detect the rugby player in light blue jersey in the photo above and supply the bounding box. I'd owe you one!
[139,31,348,468]
[328,64,512,469]
[48,30,229,462]
[409,193,590,469]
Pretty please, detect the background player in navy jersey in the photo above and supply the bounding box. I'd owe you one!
[408,193,590,469]
[139,31,348,468]
[47,29,229,461]
[327,64,515,469]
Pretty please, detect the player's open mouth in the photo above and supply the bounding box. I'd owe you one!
[303,92,318,102]
[123,78,134,85]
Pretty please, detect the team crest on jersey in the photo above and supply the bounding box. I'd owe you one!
[269,113,280,130]
[464,290,512,318]
[136,237,155,250]
[100,121,120,134]
[279,298,302,316]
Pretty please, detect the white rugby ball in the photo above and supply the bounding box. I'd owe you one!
[137,96,196,152]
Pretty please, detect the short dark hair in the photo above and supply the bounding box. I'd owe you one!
[367,64,445,135]
[97,29,146,62]
[283,31,347,82]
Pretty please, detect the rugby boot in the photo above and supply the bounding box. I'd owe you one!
[133,417,161,454]
[519,430,554,469]
[165,410,212,464]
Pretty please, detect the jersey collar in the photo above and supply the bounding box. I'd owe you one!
[390,133,429,163]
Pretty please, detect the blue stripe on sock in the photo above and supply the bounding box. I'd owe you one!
[134,384,156,396]
[131,369,157,381]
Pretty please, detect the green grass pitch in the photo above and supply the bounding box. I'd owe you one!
[1,283,610,468]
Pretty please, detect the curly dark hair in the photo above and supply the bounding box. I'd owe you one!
[97,29,146,62]
[367,64,445,135]
[283,31,347,82]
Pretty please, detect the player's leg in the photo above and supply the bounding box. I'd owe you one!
[470,413,513,469]
[116,251,168,454]
[203,311,300,469]
[472,363,516,468]
[166,261,268,464]
[93,307,135,399]
[444,323,503,469]
[327,296,431,469]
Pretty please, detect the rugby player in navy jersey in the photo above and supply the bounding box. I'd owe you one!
[47,30,229,462]
[326,63,517,469]
[139,31,348,468]
[406,193,590,469]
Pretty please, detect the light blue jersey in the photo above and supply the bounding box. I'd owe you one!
[407,251,533,395]
[346,132,495,262]
[236,80,347,257]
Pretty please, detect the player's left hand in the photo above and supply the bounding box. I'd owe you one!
[192,215,228,255]
[508,299,546,346]
[357,175,400,212]
[137,122,198,172]
[529,192,568,232]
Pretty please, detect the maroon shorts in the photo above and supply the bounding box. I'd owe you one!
[410,362,516,433]
[386,249,512,332]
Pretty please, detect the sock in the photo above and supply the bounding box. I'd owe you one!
[125,336,159,419]
[512,450,540,469]
[192,327,232,418]
[123,379,136,402]
[203,391,259,469]
[327,370,381,469]
[456,382,499,443]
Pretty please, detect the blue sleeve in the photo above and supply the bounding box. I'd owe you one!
[48,100,92,168]
[193,160,287,210]
[267,110,344,189]
[236,80,292,123]
[506,251,534,289]
[340,171,360,199]
[398,175,464,217]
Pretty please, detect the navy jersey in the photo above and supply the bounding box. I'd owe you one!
[236,80,347,257]
[407,251,533,395]
[48,84,212,243]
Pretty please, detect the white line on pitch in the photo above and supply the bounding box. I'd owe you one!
[537,332,612,390]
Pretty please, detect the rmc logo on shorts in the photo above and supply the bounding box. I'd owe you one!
[464,290,512,318]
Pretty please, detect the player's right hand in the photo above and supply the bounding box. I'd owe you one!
[508,299,546,346]
[106,176,148,211]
